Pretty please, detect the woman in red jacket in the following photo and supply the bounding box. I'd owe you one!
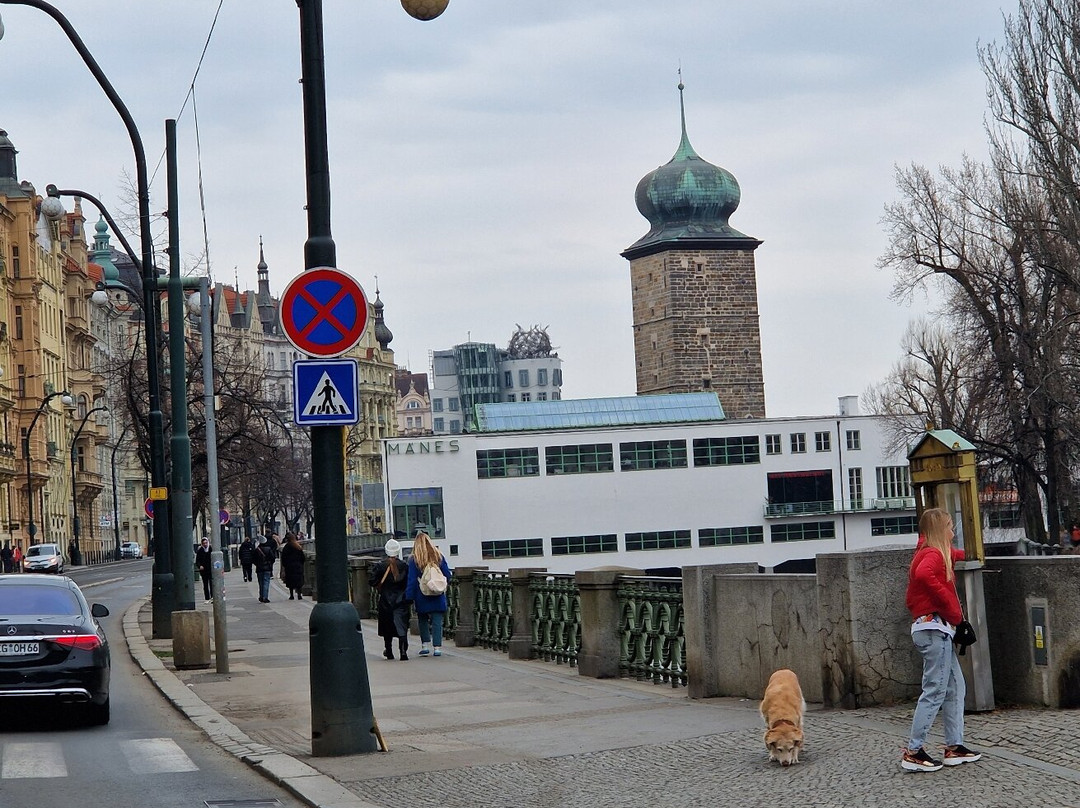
[901,507,982,772]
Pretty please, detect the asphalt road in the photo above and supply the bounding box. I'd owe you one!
[0,561,304,808]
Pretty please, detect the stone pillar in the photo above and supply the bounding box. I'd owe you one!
[348,556,376,617]
[507,567,545,660]
[171,610,211,669]
[956,561,995,711]
[683,563,756,699]
[452,566,488,647]
[576,568,642,679]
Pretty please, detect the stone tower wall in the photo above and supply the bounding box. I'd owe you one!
[630,247,765,418]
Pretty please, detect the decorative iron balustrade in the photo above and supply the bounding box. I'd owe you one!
[529,573,580,666]
[445,575,459,635]
[474,571,512,652]
[617,576,686,687]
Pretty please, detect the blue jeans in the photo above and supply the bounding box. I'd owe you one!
[907,628,965,750]
[418,611,444,646]
[259,570,272,601]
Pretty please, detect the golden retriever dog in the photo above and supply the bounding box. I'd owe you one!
[760,668,805,766]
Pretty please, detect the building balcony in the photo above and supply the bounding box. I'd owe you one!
[763,497,915,518]
[75,469,106,504]
[0,441,17,483]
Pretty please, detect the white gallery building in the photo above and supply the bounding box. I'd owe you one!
[380,393,921,574]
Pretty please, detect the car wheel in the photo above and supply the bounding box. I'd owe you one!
[87,697,110,726]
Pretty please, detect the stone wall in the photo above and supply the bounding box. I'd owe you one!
[817,547,919,708]
[714,573,823,702]
[984,556,1080,708]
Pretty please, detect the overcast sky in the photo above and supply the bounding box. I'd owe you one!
[1,1,1009,416]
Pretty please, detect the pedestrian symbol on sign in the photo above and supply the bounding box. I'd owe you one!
[302,372,352,417]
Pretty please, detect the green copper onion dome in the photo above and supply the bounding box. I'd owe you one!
[623,83,756,258]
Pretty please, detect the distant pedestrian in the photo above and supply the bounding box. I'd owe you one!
[12,542,22,573]
[253,535,277,603]
[1070,523,1080,549]
[238,535,255,582]
[196,536,214,603]
[280,532,306,600]
[370,538,410,660]
[1,542,12,573]
[900,508,981,772]
[405,530,451,657]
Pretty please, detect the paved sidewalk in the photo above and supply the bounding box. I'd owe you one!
[125,573,1080,808]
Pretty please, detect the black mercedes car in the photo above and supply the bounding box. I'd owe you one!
[0,575,111,724]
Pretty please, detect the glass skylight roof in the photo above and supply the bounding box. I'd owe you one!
[474,393,725,433]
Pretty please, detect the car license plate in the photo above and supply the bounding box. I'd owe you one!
[0,642,39,656]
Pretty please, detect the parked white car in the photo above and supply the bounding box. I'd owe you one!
[119,542,143,559]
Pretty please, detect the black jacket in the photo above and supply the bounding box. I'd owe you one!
[195,544,213,576]
[238,539,255,564]
[253,542,277,574]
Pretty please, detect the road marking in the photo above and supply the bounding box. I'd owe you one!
[120,738,198,773]
[1,742,67,779]
[80,577,124,589]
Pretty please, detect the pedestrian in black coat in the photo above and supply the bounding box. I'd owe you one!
[280,532,306,600]
[369,538,410,660]
[195,537,214,602]
[238,536,255,582]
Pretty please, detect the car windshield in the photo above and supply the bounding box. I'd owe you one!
[27,545,58,558]
[0,586,80,616]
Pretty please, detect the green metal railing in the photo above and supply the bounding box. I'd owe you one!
[474,571,512,652]
[529,574,580,666]
[617,576,686,687]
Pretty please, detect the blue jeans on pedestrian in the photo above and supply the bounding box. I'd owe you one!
[907,628,965,750]
[418,611,444,646]
[259,570,272,601]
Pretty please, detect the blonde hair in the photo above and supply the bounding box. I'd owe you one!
[411,531,443,570]
[917,507,955,582]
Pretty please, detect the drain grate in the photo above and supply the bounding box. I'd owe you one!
[205,801,283,807]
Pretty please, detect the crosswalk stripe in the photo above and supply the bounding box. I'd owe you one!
[2,742,68,779]
[120,738,198,773]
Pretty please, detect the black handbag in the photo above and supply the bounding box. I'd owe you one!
[954,620,977,655]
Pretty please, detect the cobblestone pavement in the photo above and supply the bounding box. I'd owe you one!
[353,709,1080,808]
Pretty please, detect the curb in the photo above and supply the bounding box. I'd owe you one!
[122,596,381,808]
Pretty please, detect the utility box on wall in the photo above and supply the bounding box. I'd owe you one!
[1030,603,1049,667]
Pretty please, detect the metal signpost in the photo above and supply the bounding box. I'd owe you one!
[280,262,373,754]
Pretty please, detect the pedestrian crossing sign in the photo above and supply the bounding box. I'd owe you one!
[293,359,360,426]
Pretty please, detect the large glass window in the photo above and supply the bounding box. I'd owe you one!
[482,538,543,558]
[553,368,563,386]
[504,371,513,388]
[871,516,918,536]
[551,534,618,555]
[537,368,548,386]
[692,436,760,466]
[477,447,540,479]
[699,526,764,547]
[546,443,614,475]
[986,505,1022,529]
[848,468,863,510]
[625,530,691,551]
[876,466,913,499]
[448,397,460,412]
[770,521,835,542]
[432,398,444,412]
[433,417,445,432]
[391,487,444,538]
[767,470,834,513]
[619,440,687,471]
[519,369,530,387]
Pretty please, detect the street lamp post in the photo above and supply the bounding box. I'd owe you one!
[110,426,129,561]
[24,390,73,545]
[0,0,173,638]
[70,403,108,565]
[296,0,447,757]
